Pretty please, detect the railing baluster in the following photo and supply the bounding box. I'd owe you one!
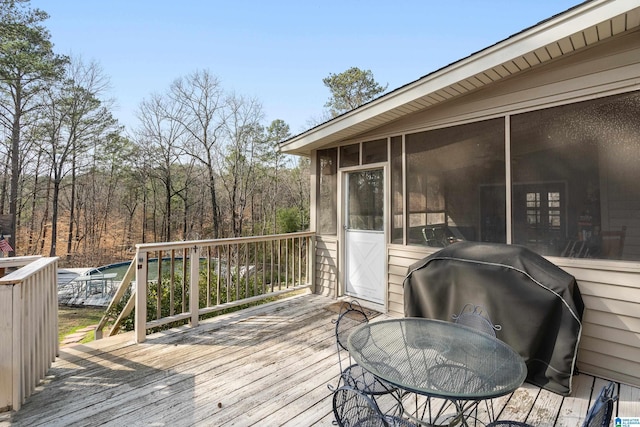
[270,240,274,292]
[189,246,199,327]
[156,251,162,320]
[216,245,221,305]
[285,237,290,288]
[278,239,282,291]
[244,243,249,297]
[206,246,211,307]
[226,244,232,303]
[262,241,266,295]
[182,247,187,313]
[297,237,301,285]
[170,250,175,316]
[125,232,313,342]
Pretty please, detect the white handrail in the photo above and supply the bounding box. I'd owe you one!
[0,257,58,412]
[0,255,42,270]
[133,232,315,343]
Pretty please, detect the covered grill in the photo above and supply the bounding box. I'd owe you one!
[403,241,584,396]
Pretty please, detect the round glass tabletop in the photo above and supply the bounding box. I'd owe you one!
[347,317,527,400]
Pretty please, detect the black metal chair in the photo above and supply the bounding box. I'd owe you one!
[452,303,502,337]
[486,422,532,427]
[451,303,502,424]
[332,386,417,427]
[582,381,617,427]
[331,300,397,396]
[487,381,617,427]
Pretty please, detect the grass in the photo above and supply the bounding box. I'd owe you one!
[58,306,107,344]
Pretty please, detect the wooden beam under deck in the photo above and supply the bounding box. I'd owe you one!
[0,293,638,426]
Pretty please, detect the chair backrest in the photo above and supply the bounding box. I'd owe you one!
[582,382,617,427]
[422,225,449,247]
[334,300,369,351]
[332,386,389,427]
[486,422,533,427]
[452,303,502,337]
[600,226,626,259]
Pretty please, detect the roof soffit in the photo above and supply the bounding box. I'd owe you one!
[281,0,640,156]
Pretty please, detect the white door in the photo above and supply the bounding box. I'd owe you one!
[344,169,385,304]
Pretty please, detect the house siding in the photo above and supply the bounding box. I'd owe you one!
[378,31,640,388]
[308,26,640,386]
[314,236,338,297]
[387,245,432,316]
[557,259,640,387]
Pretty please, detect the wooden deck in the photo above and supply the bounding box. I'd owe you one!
[1,293,638,426]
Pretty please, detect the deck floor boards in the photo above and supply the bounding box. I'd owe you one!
[0,293,637,426]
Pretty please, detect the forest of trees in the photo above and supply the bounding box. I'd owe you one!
[0,1,310,267]
[0,1,387,268]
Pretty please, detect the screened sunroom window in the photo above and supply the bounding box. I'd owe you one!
[391,136,403,244]
[340,144,359,167]
[317,148,337,235]
[405,118,506,247]
[510,91,640,261]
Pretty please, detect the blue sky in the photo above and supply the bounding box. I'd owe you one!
[30,0,583,135]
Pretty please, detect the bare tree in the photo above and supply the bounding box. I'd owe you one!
[17,123,50,254]
[168,69,226,238]
[136,92,187,242]
[218,94,264,237]
[85,132,133,257]
[64,58,116,258]
[38,57,117,256]
[262,119,291,233]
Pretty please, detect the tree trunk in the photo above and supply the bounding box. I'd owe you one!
[27,153,41,254]
[207,165,219,238]
[9,86,22,256]
[66,153,77,258]
[49,179,61,257]
[38,174,53,254]
[142,183,148,243]
[0,155,9,215]
[165,178,171,242]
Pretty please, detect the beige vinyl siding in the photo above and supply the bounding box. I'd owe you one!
[555,259,640,387]
[314,236,338,297]
[387,245,433,316]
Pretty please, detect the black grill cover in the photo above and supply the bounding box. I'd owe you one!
[403,241,584,396]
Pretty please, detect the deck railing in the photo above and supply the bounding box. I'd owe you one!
[0,256,59,412]
[132,232,315,343]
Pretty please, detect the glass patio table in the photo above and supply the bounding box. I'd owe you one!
[347,317,527,425]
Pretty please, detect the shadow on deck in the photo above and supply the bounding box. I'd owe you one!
[0,293,638,426]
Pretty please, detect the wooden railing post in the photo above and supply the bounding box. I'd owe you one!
[0,257,58,412]
[308,235,315,290]
[11,283,22,412]
[135,250,147,343]
[130,232,315,333]
[190,246,199,328]
[0,283,18,411]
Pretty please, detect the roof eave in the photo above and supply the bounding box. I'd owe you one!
[281,0,640,156]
